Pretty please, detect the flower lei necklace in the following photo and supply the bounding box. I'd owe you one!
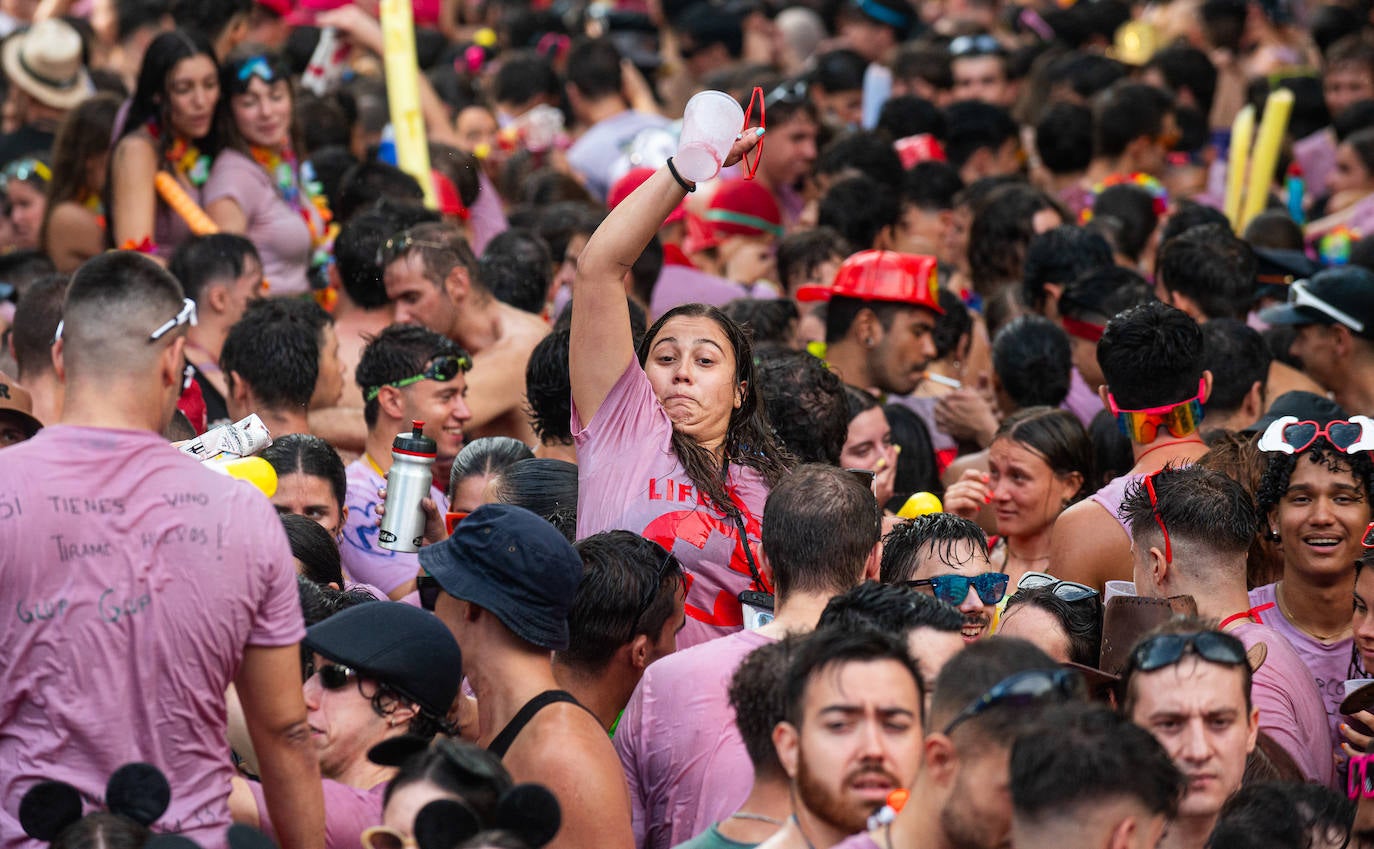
[249,144,335,271]
[147,119,211,187]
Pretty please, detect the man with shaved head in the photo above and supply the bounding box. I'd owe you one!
[0,252,325,849]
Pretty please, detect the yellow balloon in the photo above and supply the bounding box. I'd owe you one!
[897,491,943,519]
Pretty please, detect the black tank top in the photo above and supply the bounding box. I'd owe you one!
[487,690,590,759]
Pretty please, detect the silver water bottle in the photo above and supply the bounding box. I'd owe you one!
[378,420,437,553]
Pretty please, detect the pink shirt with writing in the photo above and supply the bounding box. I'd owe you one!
[615,629,775,849]
[0,426,304,848]
[574,360,770,650]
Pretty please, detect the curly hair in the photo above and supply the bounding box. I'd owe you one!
[1255,441,1374,517]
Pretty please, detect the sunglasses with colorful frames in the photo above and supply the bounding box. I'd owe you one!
[905,572,1009,606]
[1256,416,1374,455]
[1107,378,1205,444]
[1015,571,1099,602]
[943,668,1084,734]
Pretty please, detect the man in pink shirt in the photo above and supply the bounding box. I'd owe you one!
[616,465,882,849]
[1123,465,1336,786]
[0,252,323,849]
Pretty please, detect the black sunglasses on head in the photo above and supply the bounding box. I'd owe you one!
[1127,631,1247,675]
[943,668,1083,735]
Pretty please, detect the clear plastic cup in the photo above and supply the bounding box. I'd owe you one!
[675,90,744,183]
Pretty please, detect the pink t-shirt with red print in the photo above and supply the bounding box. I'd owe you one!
[573,360,770,650]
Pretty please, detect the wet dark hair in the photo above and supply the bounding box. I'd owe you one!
[818,174,900,251]
[1092,82,1172,159]
[355,323,470,429]
[169,233,260,303]
[221,297,332,412]
[815,131,904,187]
[559,531,685,671]
[1255,442,1374,519]
[969,184,1063,295]
[783,625,923,727]
[487,459,578,541]
[1157,224,1256,321]
[447,437,535,504]
[884,403,942,506]
[281,513,344,588]
[1097,302,1203,411]
[1058,265,1153,326]
[820,581,964,636]
[1021,225,1113,313]
[775,226,850,294]
[1034,102,1093,176]
[334,201,440,309]
[880,512,989,584]
[721,298,798,347]
[994,407,1094,505]
[729,639,797,776]
[763,464,882,598]
[1091,184,1157,263]
[993,316,1072,409]
[1200,319,1270,419]
[1210,782,1353,849]
[755,346,848,466]
[1122,464,1257,563]
[929,638,1064,746]
[1011,704,1183,825]
[843,382,880,422]
[525,328,572,446]
[262,433,347,515]
[1005,586,1103,668]
[637,304,793,512]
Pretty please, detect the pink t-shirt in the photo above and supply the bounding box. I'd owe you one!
[0,426,303,847]
[1088,472,1143,539]
[203,149,312,296]
[1229,620,1337,787]
[614,629,774,849]
[573,361,770,650]
[1062,367,1103,430]
[1293,129,1337,205]
[1249,582,1362,753]
[340,457,448,595]
[249,778,384,848]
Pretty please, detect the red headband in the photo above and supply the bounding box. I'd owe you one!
[1061,316,1104,343]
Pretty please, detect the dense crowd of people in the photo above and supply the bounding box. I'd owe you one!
[5,0,1374,847]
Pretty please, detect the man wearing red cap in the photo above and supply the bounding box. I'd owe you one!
[798,250,942,397]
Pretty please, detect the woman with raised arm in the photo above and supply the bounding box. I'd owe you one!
[569,130,791,649]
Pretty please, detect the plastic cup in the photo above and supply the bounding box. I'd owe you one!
[675,90,744,183]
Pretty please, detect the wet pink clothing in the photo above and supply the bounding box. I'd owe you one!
[1229,620,1337,786]
[0,426,303,848]
[250,779,384,848]
[1249,582,1360,754]
[614,629,775,849]
[573,360,770,650]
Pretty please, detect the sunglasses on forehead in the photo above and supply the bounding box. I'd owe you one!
[943,668,1083,735]
[1126,631,1247,675]
[1257,415,1374,455]
[364,353,472,402]
[375,231,454,267]
[1016,571,1098,602]
[905,572,1008,606]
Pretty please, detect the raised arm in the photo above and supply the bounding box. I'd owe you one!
[234,644,325,849]
[109,135,160,249]
[570,131,764,423]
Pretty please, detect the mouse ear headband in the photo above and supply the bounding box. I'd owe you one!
[413,783,563,849]
[20,763,172,842]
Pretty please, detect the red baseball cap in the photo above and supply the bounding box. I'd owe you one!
[609,167,686,225]
[796,250,942,314]
[683,179,784,254]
